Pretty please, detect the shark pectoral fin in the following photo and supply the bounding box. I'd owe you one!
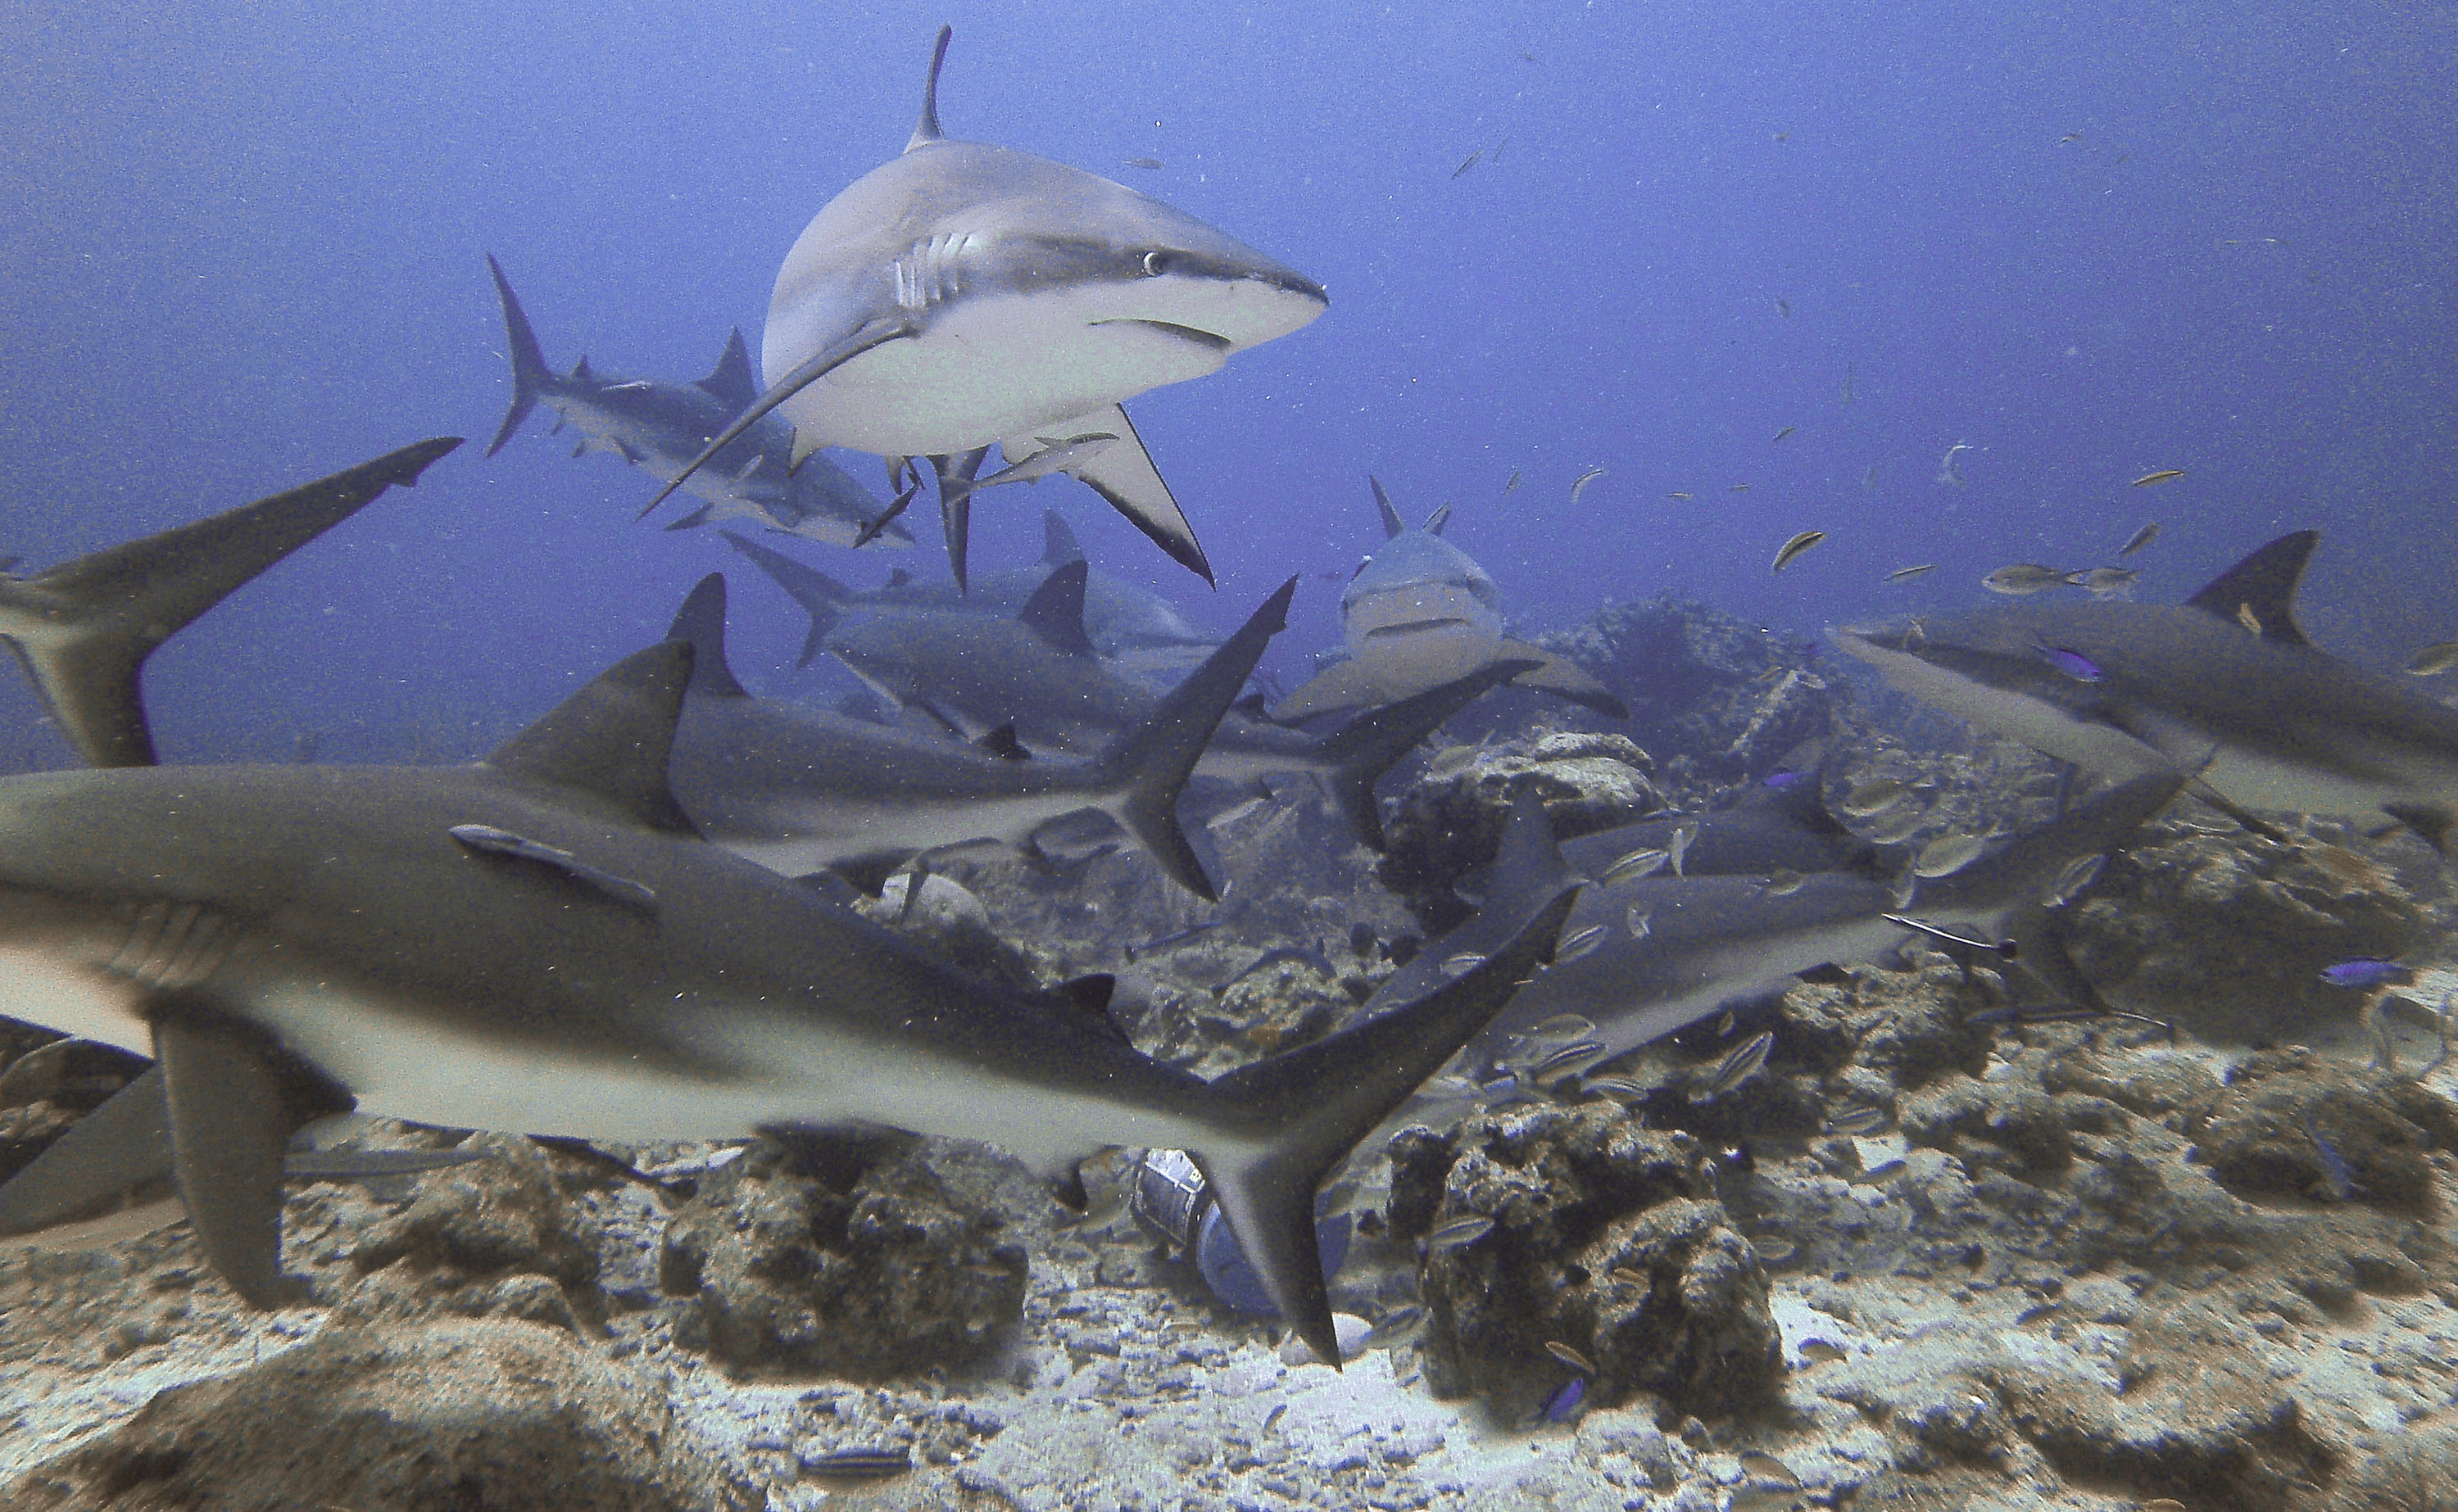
[1269,660,1381,722]
[2383,803,2457,854]
[1016,560,1096,657]
[154,1022,311,1308]
[485,642,700,836]
[1047,405,1213,586]
[0,1064,173,1237]
[1308,659,1537,849]
[1197,888,1580,1369]
[1494,641,1630,718]
[637,314,916,520]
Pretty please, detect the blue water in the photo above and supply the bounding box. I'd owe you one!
[2,0,2451,765]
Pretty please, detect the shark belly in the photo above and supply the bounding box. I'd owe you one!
[1837,631,2175,780]
[775,290,1230,455]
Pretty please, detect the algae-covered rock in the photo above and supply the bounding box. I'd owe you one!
[2192,1044,2455,1211]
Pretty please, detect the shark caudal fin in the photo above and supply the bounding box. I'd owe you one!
[1086,577,1299,899]
[1309,659,1539,849]
[484,253,556,458]
[0,438,461,767]
[1195,887,1579,1368]
[721,530,856,666]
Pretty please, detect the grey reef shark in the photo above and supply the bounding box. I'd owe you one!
[0,442,1573,1366]
[1376,772,2183,1084]
[484,253,906,550]
[1271,478,1627,723]
[640,25,1329,588]
[1833,530,2458,851]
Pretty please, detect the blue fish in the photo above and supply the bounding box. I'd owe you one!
[2320,958,2409,989]
[1762,770,1809,791]
[2032,641,2106,683]
[1539,1376,1586,1425]
[2303,1116,2356,1202]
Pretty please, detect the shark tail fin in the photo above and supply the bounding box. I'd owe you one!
[1310,659,1537,849]
[0,437,460,767]
[719,530,853,666]
[1195,888,1577,1368]
[664,574,750,698]
[1086,578,1299,899]
[484,254,554,458]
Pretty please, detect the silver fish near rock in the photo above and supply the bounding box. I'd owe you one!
[1912,832,1989,878]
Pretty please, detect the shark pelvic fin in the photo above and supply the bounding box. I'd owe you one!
[720,531,850,665]
[486,642,701,836]
[2184,531,2319,647]
[155,1021,312,1308]
[2383,802,2457,855]
[483,254,553,457]
[1369,476,1405,539]
[908,25,953,152]
[664,574,750,699]
[0,437,461,768]
[1018,559,1097,657]
[697,328,760,411]
[1197,887,1579,1369]
[1043,405,1213,586]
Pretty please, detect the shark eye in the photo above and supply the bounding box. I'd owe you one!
[1141,251,1171,277]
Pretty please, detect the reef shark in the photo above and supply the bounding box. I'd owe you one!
[819,564,1531,847]
[1373,771,2184,1076]
[0,636,1571,1364]
[0,438,463,768]
[1271,479,1626,722]
[723,508,1214,666]
[485,254,907,550]
[664,568,1279,894]
[1832,531,2458,850]
[638,26,1328,587]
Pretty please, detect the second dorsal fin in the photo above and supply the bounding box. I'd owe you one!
[2184,531,2319,647]
[486,643,701,835]
[1018,559,1096,657]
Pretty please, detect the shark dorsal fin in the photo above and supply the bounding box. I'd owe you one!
[664,574,748,699]
[2184,531,2319,647]
[1369,477,1404,539]
[696,329,760,412]
[487,642,701,835]
[1424,503,1452,536]
[571,355,595,387]
[1018,559,1095,657]
[1041,509,1086,565]
[907,25,953,152]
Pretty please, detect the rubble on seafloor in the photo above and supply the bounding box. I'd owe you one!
[3,594,2458,1510]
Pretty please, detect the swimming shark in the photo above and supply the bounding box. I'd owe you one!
[1271,478,1626,722]
[1371,771,2184,1077]
[818,564,1531,847]
[484,254,908,551]
[723,508,1215,666]
[0,438,462,768]
[664,568,1280,894]
[1831,531,2458,851]
[0,632,1572,1363]
[638,26,1329,588]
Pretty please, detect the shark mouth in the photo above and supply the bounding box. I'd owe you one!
[1363,618,1482,640]
[1091,319,1234,353]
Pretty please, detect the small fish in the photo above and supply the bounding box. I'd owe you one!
[1839,778,1907,817]
[1265,1403,1288,1433]
[1771,530,1827,573]
[1625,907,1653,939]
[1554,924,1610,964]
[1451,148,1483,179]
[1825,1102,1889,1136]
[2305,1116,2356,1202]
[1884,564,1937,582]
[1912,832,1987,879]
[2042,852,2107,908]
[1983,564,2066,595]
[1601,847,1671,886]
[1667,491,1692,500]
[1937,441,1970,487]
[1608,1266,1647,1288]
[1750,1236,1797,1264]
[1206,795,1269,830]
[2032,641,2105,683]
[1775,297,1792,317]
[2119,522,2160,556]
[1426,743,1486,776]
[1840,365,1855,404]
[2130,469,2186,487]
[1125,920,1222,959]
[1428,1214,1497,1250]
[1487,135,1511,165]
[1739,1451,1801,1489]
[1883,912,2012,955]
[1439,951,1489,978]
[1703,1031,1775,1098]
[1760,868,1807,898]
[2057,131,2083,143]
[1537,1376,1586,1425]
[1503,469,1522,493]
[2406,641,2458,677]
[2066,566,2138,597]
[1528,1012,1599,1042]
[1866,806,1927,844]
[1544,1341,1597,1374]
[2321,958,2409,989]
[449,824,656,911]
[1862,464,1880,488]
[1582,1075,1649,1102]
[801,1447,912,1480]
[1716,1010,1736,1039]
[1532,1041,1608,1083]
[1772,426,1795,443]
[2236,601,2263,636]
[1798,1340,1847,1365]
[1570,466,1608,504]
[1668,822,1698,877]
[1121,156,1166,170]
[1730,482,1752,491]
